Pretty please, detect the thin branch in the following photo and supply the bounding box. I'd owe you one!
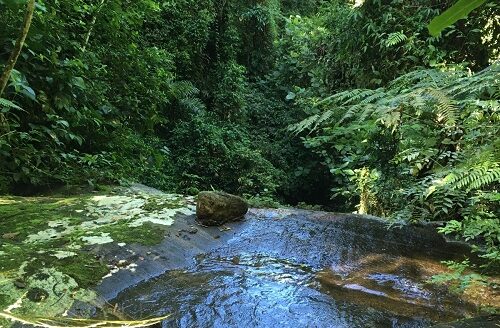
[82,0,107,53]
[0,0,36,97]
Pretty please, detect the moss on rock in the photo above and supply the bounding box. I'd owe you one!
[97,222,166,246]
[0,184,196,325]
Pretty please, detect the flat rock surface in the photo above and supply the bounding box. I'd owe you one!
[106,209,488,327]
[1,185,498,328]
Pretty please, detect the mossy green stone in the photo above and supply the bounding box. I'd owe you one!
[196,191,249,226]
[0,184,196,324]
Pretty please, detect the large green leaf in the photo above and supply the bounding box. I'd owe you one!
[428,0,487,37]
[0,98,22,111]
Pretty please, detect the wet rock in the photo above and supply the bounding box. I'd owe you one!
[196,191,248,226]
[66,300,98,318]
[179,227,198,235]
[105,207,494,327]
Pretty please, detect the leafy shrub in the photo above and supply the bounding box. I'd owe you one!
[168,112,283,196]
[429,260,489,293]
[211,61,248,120]
[291,63,500,267]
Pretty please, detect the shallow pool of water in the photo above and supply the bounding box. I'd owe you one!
[105,210,479,327]
[113,254,438,327]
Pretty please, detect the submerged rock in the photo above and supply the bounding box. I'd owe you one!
[111,209,496,328]
[196,191,248,226]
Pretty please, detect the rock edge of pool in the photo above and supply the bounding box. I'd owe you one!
[0,184,498,328]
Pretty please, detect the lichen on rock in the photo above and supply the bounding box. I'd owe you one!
[196,191,249,226]
[0,184,196,325]
[81,233,114,245]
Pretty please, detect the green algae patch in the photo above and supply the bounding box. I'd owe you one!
[0,184,196,325]
[98,222,166,246]
[85,192,195,229]
[81,233,114,245]
[24,252,109,289]
[0,197,84,241]
[0,268,97,324]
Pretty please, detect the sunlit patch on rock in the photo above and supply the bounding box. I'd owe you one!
[81,233,114,245]
[51,251,78,259]
[0,184,197,324]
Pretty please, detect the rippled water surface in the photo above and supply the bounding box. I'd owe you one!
[108,210,479,328]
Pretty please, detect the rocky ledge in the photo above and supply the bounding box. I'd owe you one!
[0,184,498,327]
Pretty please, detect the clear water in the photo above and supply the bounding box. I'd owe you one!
[108,211,476,328]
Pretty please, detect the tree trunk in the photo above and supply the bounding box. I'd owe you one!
[82,0,106,53]
[0,0,36,98]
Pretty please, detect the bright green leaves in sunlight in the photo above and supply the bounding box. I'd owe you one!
[428,0,487,36]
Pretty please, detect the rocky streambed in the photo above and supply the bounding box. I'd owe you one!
[0,185,498,327]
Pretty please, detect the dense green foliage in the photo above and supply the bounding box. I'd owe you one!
[292,65,499,268]
[1,0,499,280]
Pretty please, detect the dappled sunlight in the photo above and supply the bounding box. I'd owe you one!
[0,0,498,326]
[0,185,197,324]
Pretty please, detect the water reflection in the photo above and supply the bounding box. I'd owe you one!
[113,254,445,327]
[109,212,480,327]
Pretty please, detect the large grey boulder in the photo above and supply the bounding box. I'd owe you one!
[196,191,249,226]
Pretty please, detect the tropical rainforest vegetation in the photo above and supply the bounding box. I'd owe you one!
[0,0,499,286]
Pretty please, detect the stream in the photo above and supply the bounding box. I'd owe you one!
[103,209,480,328]
[1,185,497,328]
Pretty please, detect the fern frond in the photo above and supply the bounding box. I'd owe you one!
[385,31,407,47]
[289,114,320,134]
[446,63,500,98]
[314,107,338,127]
[0,98,23,111]
[169,81,199,99]
[362,103,389,123]
[427,89,458,127]
[359,88,386,104]
[443,162,500,192]
[319,89,375,106]
[340,103,364,123]
[179,97,205,112]
[345,89,378,104]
